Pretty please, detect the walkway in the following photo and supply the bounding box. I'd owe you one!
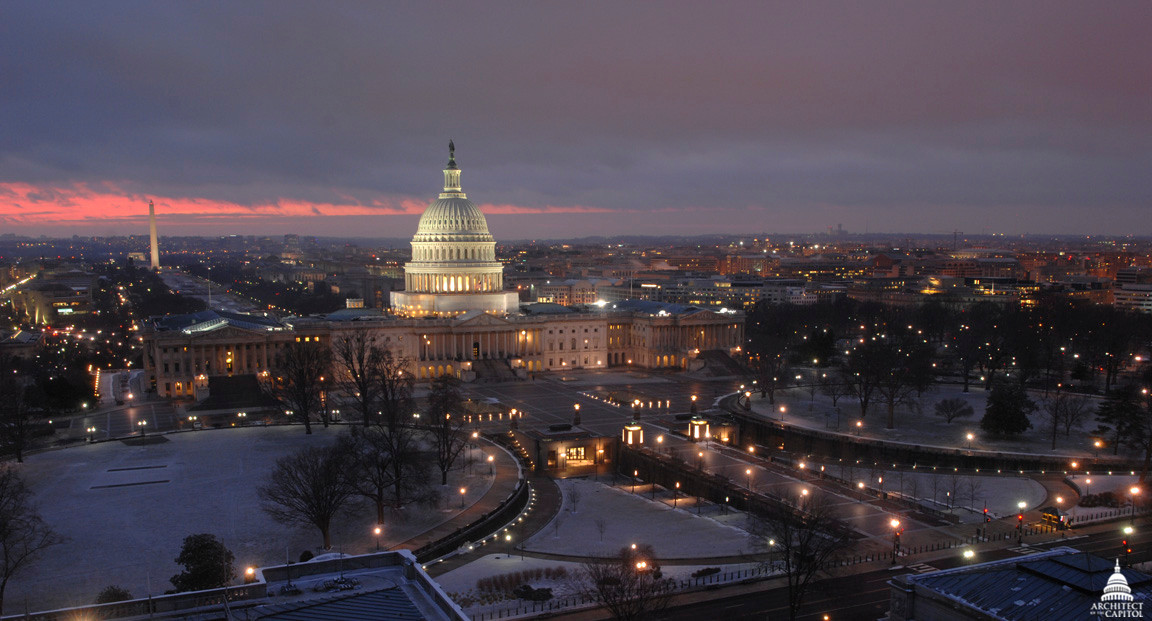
[426,475,563,577]
[393,439,523,553]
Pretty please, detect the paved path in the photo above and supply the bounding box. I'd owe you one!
[393,439,523,554]
[426,475,563,577]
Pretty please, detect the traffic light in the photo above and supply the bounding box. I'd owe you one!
[1123,539,1131,554]
[1017,514,1024,528]
[984,508,991,523]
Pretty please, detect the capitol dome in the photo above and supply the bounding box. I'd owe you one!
[415,197,490,237]
[390,142,519,317]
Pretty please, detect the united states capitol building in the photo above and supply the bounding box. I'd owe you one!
[143,144,743,399]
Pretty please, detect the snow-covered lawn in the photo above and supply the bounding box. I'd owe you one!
[521,478,754,559]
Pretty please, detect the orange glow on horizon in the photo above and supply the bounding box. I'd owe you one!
[0,182,614,229]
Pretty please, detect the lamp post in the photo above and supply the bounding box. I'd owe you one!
[374,526,382,551]
[697,451,704,471]
[779,405,786,421]
[1123,526,1134,566]
[855,420,863,436]
[573,403,580,426]
[746,468,753,491]
[1130,486,1141,524]
[488,454,494,475]
[674,482,680,508]
[86,426,96,443]
[137,419,147,437]
[1094,440,1102,459]
[1085,478,1092,496]
[1017,500,1026,544]
[459,487,466,509]
[633,470,638,494]
[890,518,901,564]
[966,432,974,450]
[690,394,698,415]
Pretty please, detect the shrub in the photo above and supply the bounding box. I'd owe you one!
[691,567,721,578]
[513,584,554,601]
[95,585,133,603]
[299,550,314,562]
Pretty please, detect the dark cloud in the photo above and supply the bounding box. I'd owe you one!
[1,1,1150,237]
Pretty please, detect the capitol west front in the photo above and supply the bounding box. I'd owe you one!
[144,145,743,397]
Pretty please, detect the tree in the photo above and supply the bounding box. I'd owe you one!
[0,466,61,614]
[1097,385,1141,457]
[746,492,852,621]
[0,376,35,464]
[427,375,467,486]
[95,585,133,603]
[818,370,850,409]
[266,340,332,434]
[980,381,1035,436]
[169,533,235,592]
[1115,387,1152,483]
[259,444,357,550]
[841,340,887,419]
[342,425,431,523]
[333,327,383,427]
[934,397,974,423]
[376,348,415,435]
[1040,390,1091,449]
[582,543,675,621]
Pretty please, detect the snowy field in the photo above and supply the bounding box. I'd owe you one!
[521,478,755,559]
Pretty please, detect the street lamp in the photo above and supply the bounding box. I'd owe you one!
[890,518,901,564]
[1123,526,1134,566]
[459,487,466,509]
[374,526,382,551]
[746,468,753,491]
[697,451,704,471]
[86,426,96,443]
[1017,500,1026,544]
[779,405,786,421]
[966,432,974,450]
[1094,440,1103,458]
[1085,478,1092,496]
[690,394,698,414]
[855,420,863,436]
[633,470,639,494]
[137,419,147,437]
[1130,486,1141,523]
[674,481,680,508]
[488,454,494,475]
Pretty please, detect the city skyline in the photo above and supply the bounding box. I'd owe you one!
[2,2,1150,239]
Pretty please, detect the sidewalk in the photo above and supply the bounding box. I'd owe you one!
[393,440,523,553]
[426,475,563,577]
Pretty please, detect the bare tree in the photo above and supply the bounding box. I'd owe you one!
[934,397,975,424]
[1059,394,1091,438]
[266,340,332,434]
[746,493,852,621]
[333,327,383,427]
[965,477,985,509]
[818,371,850,409]
[377,349,415,434]
[342,426,431,523]
[594,517,608,542]
[427,375,467,485]
[0,465,62,614]
[259,444,356,549]
[581,544,675,621]
[568,485,583,513]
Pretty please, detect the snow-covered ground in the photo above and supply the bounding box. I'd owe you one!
[748,383,1122,458]
[521,478,755,559]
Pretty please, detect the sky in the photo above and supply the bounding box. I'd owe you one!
[2,2,1151,240]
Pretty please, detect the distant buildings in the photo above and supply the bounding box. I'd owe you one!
[142,145,743,399]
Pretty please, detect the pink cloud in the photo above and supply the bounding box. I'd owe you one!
[0,183,611,230]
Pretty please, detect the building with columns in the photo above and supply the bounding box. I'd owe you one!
[142,144,743,398]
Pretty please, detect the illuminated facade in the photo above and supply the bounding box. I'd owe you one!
[390,142,519,316]
[143,144,744,398]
